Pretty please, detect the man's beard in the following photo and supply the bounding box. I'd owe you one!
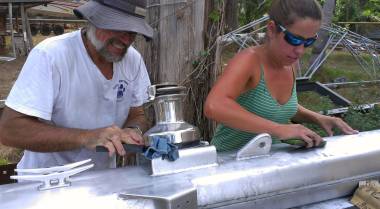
[86,25,128,62]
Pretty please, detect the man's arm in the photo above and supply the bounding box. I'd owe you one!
[0,107,88,152]
[123,106,150,134]
[0,107,141,155]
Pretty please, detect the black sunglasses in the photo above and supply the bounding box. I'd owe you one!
[276,23,318,48]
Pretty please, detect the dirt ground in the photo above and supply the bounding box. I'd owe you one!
[0,33,55,99]
[0,57,25,99]
[0,57,26,163]
[0,34,67,163]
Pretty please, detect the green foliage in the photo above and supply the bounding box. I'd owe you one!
[0,158,8,166]
[302,105,380,137]
[192,50,210,69]
[238,0,271,26]
[334,0,380,22]
[298,92,337,112]
[320,0,380,22]
[209,10,221,23]
[343,105,380,132]
[335,85,380,105]
[315,66,371,83]
[236,0,379,26]
[312,51,374,83]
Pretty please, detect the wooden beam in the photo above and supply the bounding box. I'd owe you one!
[8,3,16,57]
[0,0,51,3]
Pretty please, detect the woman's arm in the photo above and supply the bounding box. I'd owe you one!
[204,49,279,134]
[205,47,334,147]
[204,49,324,147]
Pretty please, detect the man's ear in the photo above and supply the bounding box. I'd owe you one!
[266,20,277,39]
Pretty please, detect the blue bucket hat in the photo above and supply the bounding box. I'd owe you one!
[74,0,154,39]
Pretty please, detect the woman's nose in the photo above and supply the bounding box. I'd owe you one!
[294,44,305,55]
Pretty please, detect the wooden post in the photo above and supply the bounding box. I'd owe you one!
[20,3,28,55]
[0,10,6,53]
[135,0,206,135]
[8,3,16,58]
[20,3,33,54]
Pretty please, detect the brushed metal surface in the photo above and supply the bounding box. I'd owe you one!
[152,94,186,123]
[144,90,201,144]
[144,122,201,145]
[149,145,218,176]
[119,179,197,209]
[1,130,380,209]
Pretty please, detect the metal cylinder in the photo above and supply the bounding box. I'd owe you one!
[153,94,186,123]
[144,85,201,145]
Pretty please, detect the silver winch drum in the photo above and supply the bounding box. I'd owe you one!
[143,83,201,146]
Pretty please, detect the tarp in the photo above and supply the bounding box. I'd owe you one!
[351,180,380,209]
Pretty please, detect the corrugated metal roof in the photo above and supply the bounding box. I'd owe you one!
[27,0,87,18]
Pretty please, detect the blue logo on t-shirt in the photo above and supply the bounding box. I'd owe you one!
[114,80,128,101]
[117,84,125,98]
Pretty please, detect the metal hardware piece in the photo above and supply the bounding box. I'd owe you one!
[10,159,94,190]
[236,133,272,160]
[147,83,179,101]
[145,84,201,146]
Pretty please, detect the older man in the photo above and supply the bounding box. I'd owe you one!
[0,0,153,170]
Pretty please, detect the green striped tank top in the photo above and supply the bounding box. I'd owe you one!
[211,65,298,152]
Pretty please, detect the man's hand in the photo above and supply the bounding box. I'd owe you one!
[84,125,144,156]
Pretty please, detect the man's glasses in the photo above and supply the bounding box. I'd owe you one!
[276,23,318,48]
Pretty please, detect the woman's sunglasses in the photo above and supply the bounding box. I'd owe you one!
[276,23,318,48]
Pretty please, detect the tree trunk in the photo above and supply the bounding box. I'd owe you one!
[359,0,368,7]
[224,0,239,32]
[200,0,227,140]
[192,0,219,141]
[308,0,336,69]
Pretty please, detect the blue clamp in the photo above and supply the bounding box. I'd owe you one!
[144,136,179,161]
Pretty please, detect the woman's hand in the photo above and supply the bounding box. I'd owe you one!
[316,115,359,136]
[274,124,323,148]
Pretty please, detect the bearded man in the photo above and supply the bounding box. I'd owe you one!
[0,0,153,170]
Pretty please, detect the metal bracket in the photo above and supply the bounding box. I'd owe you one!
[10,159,94,191]
[236,133,272,160]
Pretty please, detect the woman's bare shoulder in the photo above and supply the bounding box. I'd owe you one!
[236,46,259,59]
[227,47,261,71]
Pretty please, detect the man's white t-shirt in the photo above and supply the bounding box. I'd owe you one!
[6,30,151,170]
